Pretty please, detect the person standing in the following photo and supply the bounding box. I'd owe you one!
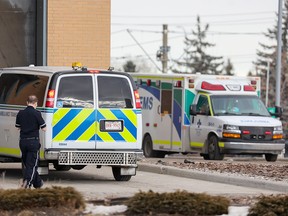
[15,95,46,188]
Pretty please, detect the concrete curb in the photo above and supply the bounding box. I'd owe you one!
[137,162,288,193]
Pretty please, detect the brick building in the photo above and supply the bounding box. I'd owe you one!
[0,0,111,69]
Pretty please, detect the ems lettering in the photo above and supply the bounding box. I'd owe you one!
[140,96,153,110]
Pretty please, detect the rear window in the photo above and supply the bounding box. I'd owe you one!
[56,75,94,108]
[0,73,48,106]
[97,75,133,108]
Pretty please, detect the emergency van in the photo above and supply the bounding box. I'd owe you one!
[0,63,142,181]
[131,73,285,162]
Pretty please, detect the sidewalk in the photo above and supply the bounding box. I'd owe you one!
[137,162,288,193]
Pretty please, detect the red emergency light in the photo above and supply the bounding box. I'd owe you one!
[244,85,255,91]
[201,81,225,91]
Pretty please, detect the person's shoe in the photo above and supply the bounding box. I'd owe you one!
[21,180,28,189]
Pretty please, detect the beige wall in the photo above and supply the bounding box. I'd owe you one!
[47,0,110,69]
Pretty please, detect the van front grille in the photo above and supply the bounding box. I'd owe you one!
[58,151,137,165]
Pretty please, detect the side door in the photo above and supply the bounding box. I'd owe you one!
[52,74,96,149]
[189,94,211,150]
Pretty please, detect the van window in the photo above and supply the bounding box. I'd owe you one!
[197,95,209,115]
[97,76,133,108]
[0,73,48,106]
[56,76,94,108]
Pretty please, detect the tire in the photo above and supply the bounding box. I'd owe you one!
[142,135,154,157]
[112,167,132,181]
[265,154,278,162]
[202,154,210,160]
[207,135,224,160]
[71,165,86,170]
[53,163,71,171]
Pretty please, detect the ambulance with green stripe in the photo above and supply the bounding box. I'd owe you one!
[132,73,284,162]
[0,63,142,181]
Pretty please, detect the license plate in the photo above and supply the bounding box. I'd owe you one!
[100,120,123,132]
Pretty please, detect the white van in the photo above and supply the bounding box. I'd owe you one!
[131,73,285,162]
[0,63,142,181]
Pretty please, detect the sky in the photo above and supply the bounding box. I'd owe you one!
[111,0,280,76]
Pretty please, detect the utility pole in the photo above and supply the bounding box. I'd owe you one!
[156,24,170,73]
[275,0,283,108]
[162,24,168,73]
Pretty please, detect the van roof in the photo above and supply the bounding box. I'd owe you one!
[1,65,130,76]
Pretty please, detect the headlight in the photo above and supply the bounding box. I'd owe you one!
[274,126,283,132]
[223,124,239,131]
[223,124,241,138]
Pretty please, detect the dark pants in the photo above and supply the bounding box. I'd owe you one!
[20,139,42,188]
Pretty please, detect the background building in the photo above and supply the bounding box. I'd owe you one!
[0,0,110,69]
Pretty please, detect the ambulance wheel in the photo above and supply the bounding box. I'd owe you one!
[112,167,132,181]
[143,135,156,157]
[264,154,278,162]
[71,165,86,170]
[53,163,71,171]
[207,135,224,160]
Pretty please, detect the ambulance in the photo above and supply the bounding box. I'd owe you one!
[0,63,142,181]
[131,73,285,162]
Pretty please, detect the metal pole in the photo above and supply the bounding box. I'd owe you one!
[275,0,283,107]
[265,61,270,107]
[162,24,168,73]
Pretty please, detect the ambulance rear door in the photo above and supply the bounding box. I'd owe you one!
[52,74,96,149]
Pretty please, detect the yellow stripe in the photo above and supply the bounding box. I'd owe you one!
[121,127,136,142]
[52,108,70,126]
[0,147,21,156]
[154,140,181,146]
[190,142,204,147]
[53,109,94,141]
[78,121,95,141]
[122,110,137,126]
[219,142,224,147]
[99,109,117,119]
[0,148,45,159]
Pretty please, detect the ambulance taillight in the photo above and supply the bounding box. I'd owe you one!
[45,89,55,108]
[134,90,141,108]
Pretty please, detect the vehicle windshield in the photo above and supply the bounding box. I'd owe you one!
[211,95,271,117]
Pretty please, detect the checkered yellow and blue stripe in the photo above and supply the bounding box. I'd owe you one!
[52,108,138,142]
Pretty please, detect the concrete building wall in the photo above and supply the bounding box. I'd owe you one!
[47,0,110,69]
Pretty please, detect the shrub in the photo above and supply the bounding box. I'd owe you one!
[0,186,85,211]
[248,194,288,216]
[125,190,230,215]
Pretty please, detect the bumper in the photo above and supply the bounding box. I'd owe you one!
[222,142,285,154]
[44,150,143,166]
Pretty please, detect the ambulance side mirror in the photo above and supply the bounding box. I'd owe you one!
[273,106,282,118]
[189,104,197,116]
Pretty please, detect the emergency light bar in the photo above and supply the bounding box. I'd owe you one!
[201,81,226,91]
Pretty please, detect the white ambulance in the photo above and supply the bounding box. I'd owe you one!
[0,63,142,181]
[131,73,285,162]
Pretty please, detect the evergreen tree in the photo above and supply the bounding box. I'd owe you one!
[254,0,288,123]
[123,60,136,72]
[224,58,234,76]
[172,16,224,74]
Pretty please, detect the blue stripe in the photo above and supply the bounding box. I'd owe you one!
[140,86,160,100]
[66,111,95,141]
[109,132,125,141]
[53,109,82,138]
[111,110,137,138]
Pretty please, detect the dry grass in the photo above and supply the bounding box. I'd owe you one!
[125,190,230,216]
[248,194,288,216]
[0,186,85,215]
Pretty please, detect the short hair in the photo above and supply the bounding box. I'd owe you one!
[27,95,38,104]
